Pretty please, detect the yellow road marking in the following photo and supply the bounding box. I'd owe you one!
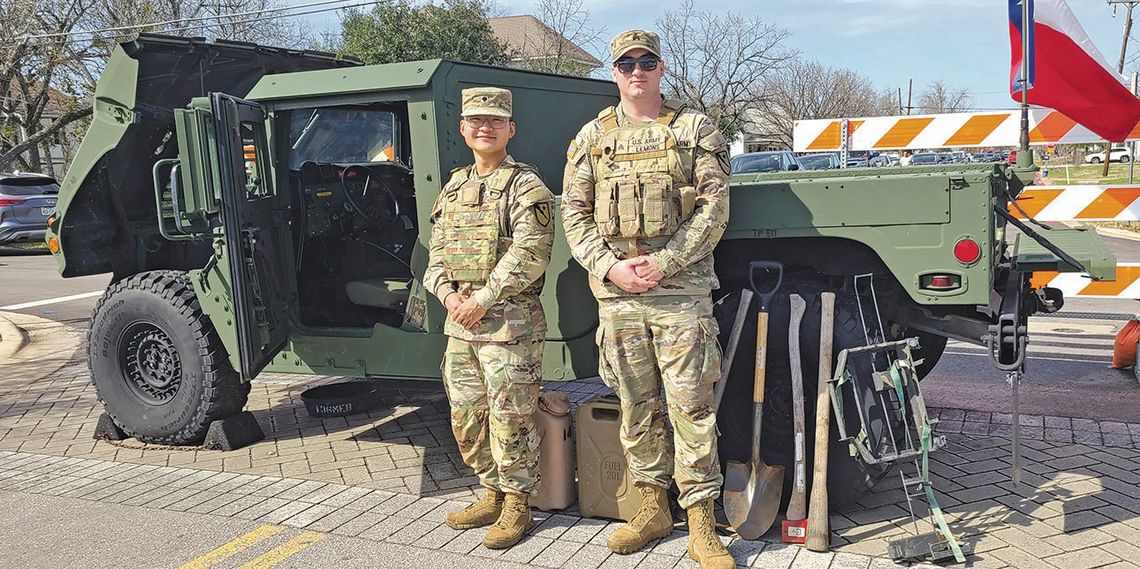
[237,531,325,569]
[177,524,285,569]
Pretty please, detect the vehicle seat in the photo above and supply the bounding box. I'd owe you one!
[344,278,411,311]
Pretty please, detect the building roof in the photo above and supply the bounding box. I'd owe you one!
[488,15,601,68]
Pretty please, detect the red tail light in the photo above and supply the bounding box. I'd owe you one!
[0,198,27,207]
[954,238,981,264]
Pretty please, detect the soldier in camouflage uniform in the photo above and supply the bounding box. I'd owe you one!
[561,30,733,569]
[424,87,555,550]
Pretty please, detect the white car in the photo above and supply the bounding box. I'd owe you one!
[1084,147,1132,164]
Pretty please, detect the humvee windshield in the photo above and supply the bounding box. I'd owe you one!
[278,103,418,330]
[286,107,404,168]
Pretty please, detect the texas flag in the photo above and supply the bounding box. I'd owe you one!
[1009,0,1140,141]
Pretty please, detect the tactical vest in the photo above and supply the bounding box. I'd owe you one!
[440,163,524,283]
[589,103,698,240]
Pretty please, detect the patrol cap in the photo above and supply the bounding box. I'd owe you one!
[610,29,661,63]
[461,87,512,118]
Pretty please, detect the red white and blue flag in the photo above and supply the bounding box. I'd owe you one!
[1009,0,1140,141]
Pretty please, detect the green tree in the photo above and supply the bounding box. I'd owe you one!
[341,0,509,65]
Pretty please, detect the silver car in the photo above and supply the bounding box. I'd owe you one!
[0,173,59,244]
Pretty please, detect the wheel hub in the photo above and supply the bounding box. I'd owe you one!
[120,322,182,404]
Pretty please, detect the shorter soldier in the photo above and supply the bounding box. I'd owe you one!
[423,87,555,550]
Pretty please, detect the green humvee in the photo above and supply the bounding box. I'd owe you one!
[49,35,1114,503]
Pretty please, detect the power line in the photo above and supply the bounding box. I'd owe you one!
[12,0,377,43]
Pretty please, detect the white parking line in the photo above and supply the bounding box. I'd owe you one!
[0,291,104,311]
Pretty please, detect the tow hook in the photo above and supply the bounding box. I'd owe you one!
[986,312,1028,372]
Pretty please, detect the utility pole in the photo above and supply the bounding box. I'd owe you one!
[906,79,913,115]
[898,87,904,115]
[1105,0,1137,177]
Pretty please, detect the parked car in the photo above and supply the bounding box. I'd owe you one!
[949,151,968,163]
[1084,147,1132,164]
[0,172,59,244]
[797,152,841,170]
[845,150,889,167]
[731,151,803,174]
[911,153,941,165]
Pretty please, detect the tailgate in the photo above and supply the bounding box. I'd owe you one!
[1012,226,1116,280]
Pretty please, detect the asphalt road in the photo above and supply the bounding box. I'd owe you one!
[0,490,529,569]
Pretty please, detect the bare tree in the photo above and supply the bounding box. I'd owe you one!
[1,0,311,172]
[511,0,605,77]
[655,0,796,142]
[917,80,973,114]
[759,59,897,149]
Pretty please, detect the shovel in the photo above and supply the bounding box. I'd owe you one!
[725,261,786,540]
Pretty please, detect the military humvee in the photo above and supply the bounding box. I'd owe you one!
[49,35,1114,504]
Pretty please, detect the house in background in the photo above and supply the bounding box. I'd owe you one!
[489,15,602,75]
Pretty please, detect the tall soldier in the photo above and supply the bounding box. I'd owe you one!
[562,30,733,569]
[424,87,555,550]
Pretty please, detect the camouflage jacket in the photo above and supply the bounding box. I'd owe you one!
[561,100,730,299]
[424,155,555,342]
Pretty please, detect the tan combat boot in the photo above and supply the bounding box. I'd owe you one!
[446,488,505,530]
[483,492,533,549]
[608,483,674,554]
[686,499,734,569]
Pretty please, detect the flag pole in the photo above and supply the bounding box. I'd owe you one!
[1018,0,1033,170]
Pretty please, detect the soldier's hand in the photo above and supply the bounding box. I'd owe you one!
[444,292,466,315]
[453,296,488,329]
[606,258,658,293]
[632,256,665,282]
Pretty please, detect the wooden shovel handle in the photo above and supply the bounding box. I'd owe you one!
[806,292,835,552]
[751,311,769,465]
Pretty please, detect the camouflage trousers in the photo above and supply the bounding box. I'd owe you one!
[442,335,543,494]
[597,295,723,509]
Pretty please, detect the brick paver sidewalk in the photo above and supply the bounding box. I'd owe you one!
[2,358,1139,568]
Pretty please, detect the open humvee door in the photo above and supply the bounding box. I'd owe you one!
[211,92,289,379]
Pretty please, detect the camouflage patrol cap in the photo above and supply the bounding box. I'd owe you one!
[461,87,512,118]
[610,29,661,63]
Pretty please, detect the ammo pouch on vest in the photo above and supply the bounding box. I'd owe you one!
[442,168,517,283]
[594,174,695,239]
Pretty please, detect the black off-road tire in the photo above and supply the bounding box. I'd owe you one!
[714,281,893,507]
[87,270,249,445]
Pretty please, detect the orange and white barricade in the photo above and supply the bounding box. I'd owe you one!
[1031,265,1140,299]
[1012,185,1140,221]
[793,109,1140,152]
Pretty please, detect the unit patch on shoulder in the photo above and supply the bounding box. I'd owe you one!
[533,202,553,227]
[715,149,731,176]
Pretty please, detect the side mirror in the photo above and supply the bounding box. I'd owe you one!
[788,164,800,171]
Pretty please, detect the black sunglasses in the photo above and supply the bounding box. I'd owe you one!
[614,55,660,74]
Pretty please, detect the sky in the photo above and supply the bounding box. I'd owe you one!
[306,0,1140,113]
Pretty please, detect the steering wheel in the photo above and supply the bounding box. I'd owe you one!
[340,164,401,224]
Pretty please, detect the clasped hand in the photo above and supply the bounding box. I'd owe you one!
[445,293,487,329]
[606,256,664,293]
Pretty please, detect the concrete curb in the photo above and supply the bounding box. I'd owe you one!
[0,312,30,358]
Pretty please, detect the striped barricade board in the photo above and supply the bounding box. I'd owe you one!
[793,109,1140,152]
[1031,264,1140,299]
[1011,185,1140,222]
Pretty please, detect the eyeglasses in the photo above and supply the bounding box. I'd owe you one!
[614,55,660,74]
[463,116,510,129]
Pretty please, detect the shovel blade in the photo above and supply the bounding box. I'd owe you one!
[724,460,784,541]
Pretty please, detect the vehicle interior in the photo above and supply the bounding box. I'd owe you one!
[277,103,418,329]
